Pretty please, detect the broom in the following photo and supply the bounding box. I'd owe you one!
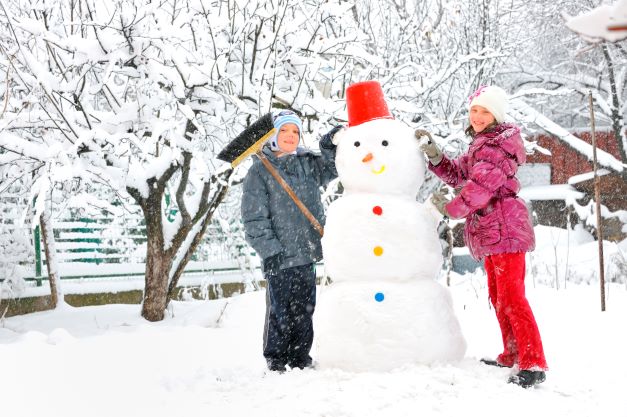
[217,113,324,236]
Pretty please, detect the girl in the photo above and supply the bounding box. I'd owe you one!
[241,110,340,372]
[418,86,548,388]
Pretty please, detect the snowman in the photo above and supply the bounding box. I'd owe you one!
[316,81,466,372]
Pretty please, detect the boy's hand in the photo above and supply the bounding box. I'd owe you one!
[329,125,347,145]
[320,125,345,149]
[263,253,283,276]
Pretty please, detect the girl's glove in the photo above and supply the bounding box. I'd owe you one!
[416,129,443,166]
[430,192,450,217]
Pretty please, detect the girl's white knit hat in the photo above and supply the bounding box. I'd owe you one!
[468,86,508,123]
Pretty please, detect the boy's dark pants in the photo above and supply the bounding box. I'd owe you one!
[263,263,316,369]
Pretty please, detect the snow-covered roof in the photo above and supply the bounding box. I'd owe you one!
[565,0,627,42]
[519,184,585,202]
[509,98,625,174]
[568,169,612,185]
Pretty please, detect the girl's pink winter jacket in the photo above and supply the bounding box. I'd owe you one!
[429,123,535,260]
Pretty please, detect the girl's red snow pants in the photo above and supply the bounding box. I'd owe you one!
[485,252,548,370]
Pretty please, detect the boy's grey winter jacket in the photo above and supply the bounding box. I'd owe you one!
[241,133,338,270]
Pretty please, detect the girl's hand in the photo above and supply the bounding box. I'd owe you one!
[431,191,450,217]
[416,129,443,165]
[414,129,433,142]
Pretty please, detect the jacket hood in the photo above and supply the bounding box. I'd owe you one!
[473,123,525,164]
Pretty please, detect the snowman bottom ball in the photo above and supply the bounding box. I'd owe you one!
[314,281,466,372]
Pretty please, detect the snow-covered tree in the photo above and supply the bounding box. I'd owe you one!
[0,186,31,304]
[0,0,238,321]
[1,0,623,322]
[0,0,370,321]
[502,0,627,166]
[348,0,518,130]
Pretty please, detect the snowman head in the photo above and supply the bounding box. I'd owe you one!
[336,80,425,196]
[336,119,425,196]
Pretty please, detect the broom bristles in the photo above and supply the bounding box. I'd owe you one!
[217,113,275,165]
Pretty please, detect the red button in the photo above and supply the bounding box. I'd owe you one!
[372,206,383,216]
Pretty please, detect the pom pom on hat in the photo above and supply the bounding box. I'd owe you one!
[468,85,508,123]
[268,110,303,152]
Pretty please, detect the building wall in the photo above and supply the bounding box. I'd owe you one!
[526,130,623,184]
[525,130,626,241]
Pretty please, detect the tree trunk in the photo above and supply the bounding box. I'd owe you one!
[127,154,231,321]
[39,210,61,309]
[166,175,231,304]
[141,234,172,321]
[140,192,173,322]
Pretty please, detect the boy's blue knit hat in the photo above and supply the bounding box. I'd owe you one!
[268,110,302,151]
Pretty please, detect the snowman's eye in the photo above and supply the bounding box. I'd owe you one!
[354,141,360,147]
[382,140,389,146]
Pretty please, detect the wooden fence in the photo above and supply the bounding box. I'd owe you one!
[0,209,253,287]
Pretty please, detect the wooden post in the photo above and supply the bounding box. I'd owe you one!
[589,91,606,312]
[33,225,42,287]
[446,222,453,287]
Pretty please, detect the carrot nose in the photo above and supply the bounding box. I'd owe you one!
[362,153,373,163]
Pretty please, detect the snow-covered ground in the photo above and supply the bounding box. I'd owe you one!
[1,275,626,416]
[2,225,627,417]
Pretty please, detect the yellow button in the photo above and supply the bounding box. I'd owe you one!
[373,246,384,256]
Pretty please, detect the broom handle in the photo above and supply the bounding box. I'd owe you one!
[257,152,324,237]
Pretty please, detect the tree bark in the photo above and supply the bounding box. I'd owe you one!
[139,191,173,321]
[141,235,172,321]
[39,210,61,309]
